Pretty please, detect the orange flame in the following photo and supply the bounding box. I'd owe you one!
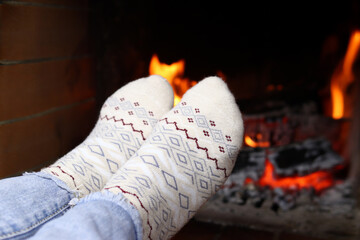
[244,137,336,191]
[255,159,334,192]
[149,54,197,106]
[331,30,360,119]
[244,135,270,148]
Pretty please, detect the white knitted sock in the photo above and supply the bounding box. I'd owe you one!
[104,76,244,240]
[42,75,174,197]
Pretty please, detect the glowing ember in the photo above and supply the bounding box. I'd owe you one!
[331,30,360,119]
[256,159,335,192]
[244,135,270,148]
[149,54,197,106]
[244,160,336,192]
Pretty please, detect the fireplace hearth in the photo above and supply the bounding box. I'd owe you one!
[193,95,357,240]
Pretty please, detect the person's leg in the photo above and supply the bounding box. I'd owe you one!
[0,75,173,239]
[28,76,242,240]
[0,173,74,240]
[28,191,141,240]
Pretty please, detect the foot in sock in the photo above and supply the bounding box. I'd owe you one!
[42,75,174,197]
[104,76,244,239]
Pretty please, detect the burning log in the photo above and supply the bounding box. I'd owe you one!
[227,138,343,194]
[243,104,346,148]
[268,138,343,177]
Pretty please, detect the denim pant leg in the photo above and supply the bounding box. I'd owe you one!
[28,191,142,240]
[0,173,74,240]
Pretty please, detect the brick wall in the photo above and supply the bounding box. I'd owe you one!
[0,0,97,178]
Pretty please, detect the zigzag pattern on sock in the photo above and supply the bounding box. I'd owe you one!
[44,98,157,196]
[42,75,174,197]
[105,98,242,240]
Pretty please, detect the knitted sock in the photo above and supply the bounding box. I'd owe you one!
[104,76,244,239]
[42,75,174,197]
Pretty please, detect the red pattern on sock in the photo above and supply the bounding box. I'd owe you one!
[100,115,146,141]
[160,118,229,177]
[54,165,78,189]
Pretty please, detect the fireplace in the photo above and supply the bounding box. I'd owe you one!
[90,1,360,239]
[1,1,359,238]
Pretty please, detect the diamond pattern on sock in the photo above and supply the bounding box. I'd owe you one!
[41,76,173,197]
[88,145,105,156]
[162,171,178,190]
[105,76,243,240]
[106,159,119,174]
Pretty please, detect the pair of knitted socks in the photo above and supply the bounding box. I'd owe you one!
[41,75,244,239]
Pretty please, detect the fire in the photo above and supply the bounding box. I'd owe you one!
[331,30,360,119]
[255,159,335,192]
[244,135,336,191]
[244,135,270,148]
[149,54,197,106]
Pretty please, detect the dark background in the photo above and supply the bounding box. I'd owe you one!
[90,0,360,105]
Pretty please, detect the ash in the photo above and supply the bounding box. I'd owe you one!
[219,138,345,211]
[194,138,358,240]
[217,179,354,213]
[195,180,358,240]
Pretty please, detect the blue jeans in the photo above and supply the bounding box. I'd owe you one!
[0,173,142,240]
